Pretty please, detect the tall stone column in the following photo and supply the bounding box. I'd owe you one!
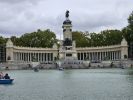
[37,53,39,62]
[99,52,101,61]
[88,53,90,60]
[6,39,14,62]
[46,53,47,61]
[42,53,44,62]
[121,38,128,59]
[110,52,112,60]
[83,52,85,60]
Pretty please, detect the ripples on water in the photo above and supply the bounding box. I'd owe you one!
[0,69,133,100]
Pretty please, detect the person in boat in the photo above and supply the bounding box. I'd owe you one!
[0,72,4,79]
[4,73,10,79]
[34,67,39,72]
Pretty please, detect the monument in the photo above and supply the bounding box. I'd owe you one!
[4,11,129,69]
[59,10,77,60]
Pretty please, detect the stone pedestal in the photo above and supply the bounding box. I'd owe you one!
[31,62,40,68]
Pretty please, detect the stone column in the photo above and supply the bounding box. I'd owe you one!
[42,53,43,62]
[48,53,50,61]
[116,51,118,60]
[46,53,47,61]
[121,38,128,59]
[99,52,101,61]
[21,53,23,61]
[49,53,51,61]
[20,53,21,61]
[37,53,38,62]
[29,53,30,62]
[79,52,81,60]
[90,52,92,60]
[13,52,15,61]
[26,53,28,62]
[44,53,45,61]
[118,51,120,60]
[48,53,49,61]
[6,39,14,62]
[88,53,90,60]
[105,51,107,59]
[112,52,113,60]
[82,52,85,60]
[91,52,93,60]
[114,51,116,60]
[102,52,104,61]
[22,53,23,61]
[17,52,18,61]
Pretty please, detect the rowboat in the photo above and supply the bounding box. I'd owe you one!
[0,79,14,84]
[33,68,39,72]
[59,67,64,71]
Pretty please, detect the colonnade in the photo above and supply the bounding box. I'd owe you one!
[77,50,121,61]
[13,50,122,62]
[13,52,54,62]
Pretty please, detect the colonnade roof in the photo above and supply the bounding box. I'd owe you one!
[13,46,58,51]
[76,45,122,51]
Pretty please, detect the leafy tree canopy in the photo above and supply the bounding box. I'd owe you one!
[122,11,133,44]
[72,31,90,47]
[0,36,6,45]
[72,30,123,47]
[18,29,57,48]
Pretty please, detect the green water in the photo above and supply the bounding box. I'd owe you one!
[0,69,133,100]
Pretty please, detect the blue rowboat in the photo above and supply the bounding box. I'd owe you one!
[0,79,14,84]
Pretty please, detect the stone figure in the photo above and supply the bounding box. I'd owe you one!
[63,38,72,46]
[66,10,69,18]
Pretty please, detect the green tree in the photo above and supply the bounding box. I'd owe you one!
[122,11,133,58]
[72,31,90,47]
[89,32,104,46]
[16,29,57,48]
[0,36,6,45]
[128,11,133,29]
[72,30,123,47]
[122,11,133,44]
[100,30,123,46]
[10,36,20,46]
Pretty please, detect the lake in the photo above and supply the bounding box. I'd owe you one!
[0,69,133,100]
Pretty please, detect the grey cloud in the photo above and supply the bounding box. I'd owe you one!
[0,0,133,38]
[69,11,125,32]
[0,0,41,4]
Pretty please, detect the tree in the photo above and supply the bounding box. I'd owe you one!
[100,30,123,45]
[72,31,90,47]
[72,30,123,47]
[0,36,6,45]
[10,36,20,46]
[122,11,133,43]
[89,32,104,46]
[122,11,133,58]
[15,29,57,48]
[128,11,133,29]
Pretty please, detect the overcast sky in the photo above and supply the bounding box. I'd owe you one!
[0,0,133,39]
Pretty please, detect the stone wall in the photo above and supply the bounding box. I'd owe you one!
[0,59,133,70]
